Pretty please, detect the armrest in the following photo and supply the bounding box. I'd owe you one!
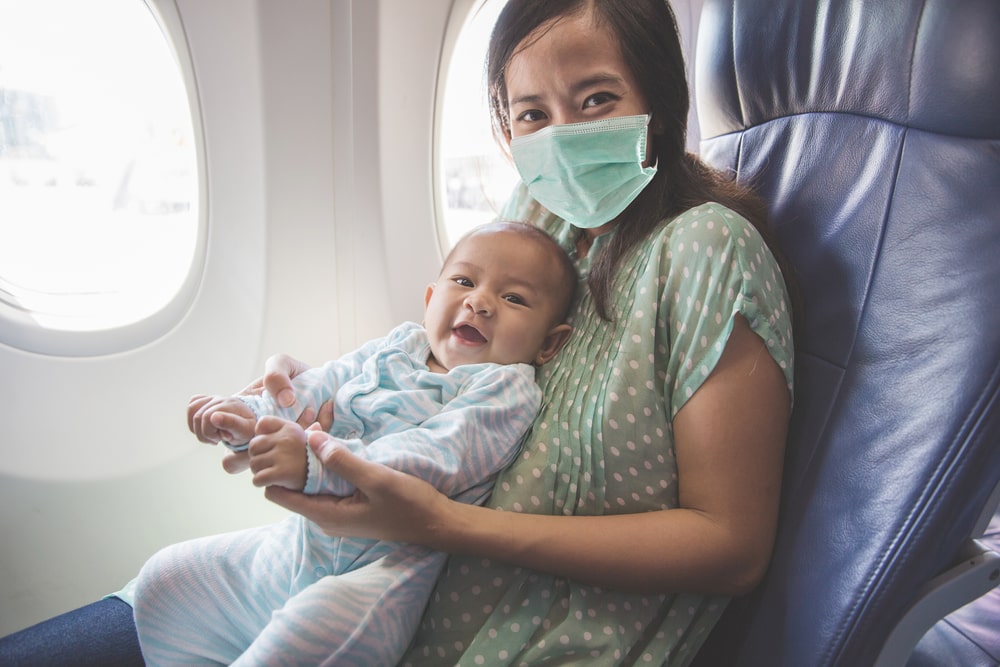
[874,539,1000,667]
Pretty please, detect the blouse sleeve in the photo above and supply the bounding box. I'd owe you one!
[659,202,794,418]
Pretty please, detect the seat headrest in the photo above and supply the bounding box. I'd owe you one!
[696,0,1000,139]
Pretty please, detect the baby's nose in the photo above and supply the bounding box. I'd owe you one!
[465,293,492,315]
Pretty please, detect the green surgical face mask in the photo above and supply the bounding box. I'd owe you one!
[509,114,657,229]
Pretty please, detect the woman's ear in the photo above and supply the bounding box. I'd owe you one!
[534,324,573,366]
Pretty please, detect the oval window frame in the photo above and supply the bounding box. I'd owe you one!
[0,0,207,357]
[433,0,518,253]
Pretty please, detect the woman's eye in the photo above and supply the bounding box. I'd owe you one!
[583,92,618,109]
[515,109,547,123]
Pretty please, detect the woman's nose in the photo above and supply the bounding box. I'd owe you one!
[550,112,574,126]
[548,107,587,127]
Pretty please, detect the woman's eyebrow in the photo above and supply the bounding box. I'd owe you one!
[571,73,627,94]
[509,92,544,107]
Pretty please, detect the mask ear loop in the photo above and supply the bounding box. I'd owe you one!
[645,112,661,167]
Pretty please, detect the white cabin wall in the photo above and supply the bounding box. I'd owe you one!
[255,0,450,360]
[254,0,342,365]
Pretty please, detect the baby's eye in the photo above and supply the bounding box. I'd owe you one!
[504,294,526,306]
[453,277,474,287]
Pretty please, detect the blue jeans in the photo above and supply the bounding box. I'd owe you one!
[0,598,143,666]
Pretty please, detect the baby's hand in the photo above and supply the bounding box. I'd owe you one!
[247,416,308,491]
[187,395,257,447]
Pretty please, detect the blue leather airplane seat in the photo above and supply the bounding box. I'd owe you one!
[689,0,1000,665]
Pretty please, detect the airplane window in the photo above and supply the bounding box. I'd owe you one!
[0,0,200,346]
[437,0,518,249]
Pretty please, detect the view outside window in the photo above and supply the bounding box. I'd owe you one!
[438,0,518,249]
[0,0,199,335]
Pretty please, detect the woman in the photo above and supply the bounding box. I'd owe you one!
[0,1,792,665]
[262,1,794,664]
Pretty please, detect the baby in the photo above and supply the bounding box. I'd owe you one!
[132,220,577,666]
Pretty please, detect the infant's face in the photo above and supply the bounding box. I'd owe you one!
[424,231,566,370]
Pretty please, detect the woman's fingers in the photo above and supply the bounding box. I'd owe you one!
[263,431,453,547]
[263,354,309,408]
[308,430,382,490]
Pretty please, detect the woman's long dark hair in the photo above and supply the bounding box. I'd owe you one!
[487,0,775,320]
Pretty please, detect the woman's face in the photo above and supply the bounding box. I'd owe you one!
[503,11,651,140]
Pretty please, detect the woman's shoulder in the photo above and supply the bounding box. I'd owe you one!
[655,201,763,251]
[643,201,788,318]
[645,201,780,283]
[652,203,795,400]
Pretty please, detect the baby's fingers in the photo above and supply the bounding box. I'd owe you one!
[221,451,250,474]
[210,410,253,445]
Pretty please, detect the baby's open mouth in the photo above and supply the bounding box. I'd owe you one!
[453,324,487,343]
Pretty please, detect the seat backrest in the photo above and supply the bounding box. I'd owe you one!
[690,0,1000,664]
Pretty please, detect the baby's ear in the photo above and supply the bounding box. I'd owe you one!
[534,324,572,366]
[424,283,435,309]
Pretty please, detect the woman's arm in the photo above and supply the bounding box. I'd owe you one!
[267,317,790,596]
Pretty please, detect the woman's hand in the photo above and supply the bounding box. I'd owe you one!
[265,431,455,545]
[239,353,312,410]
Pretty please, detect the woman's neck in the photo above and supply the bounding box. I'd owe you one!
[576,220,618,258]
